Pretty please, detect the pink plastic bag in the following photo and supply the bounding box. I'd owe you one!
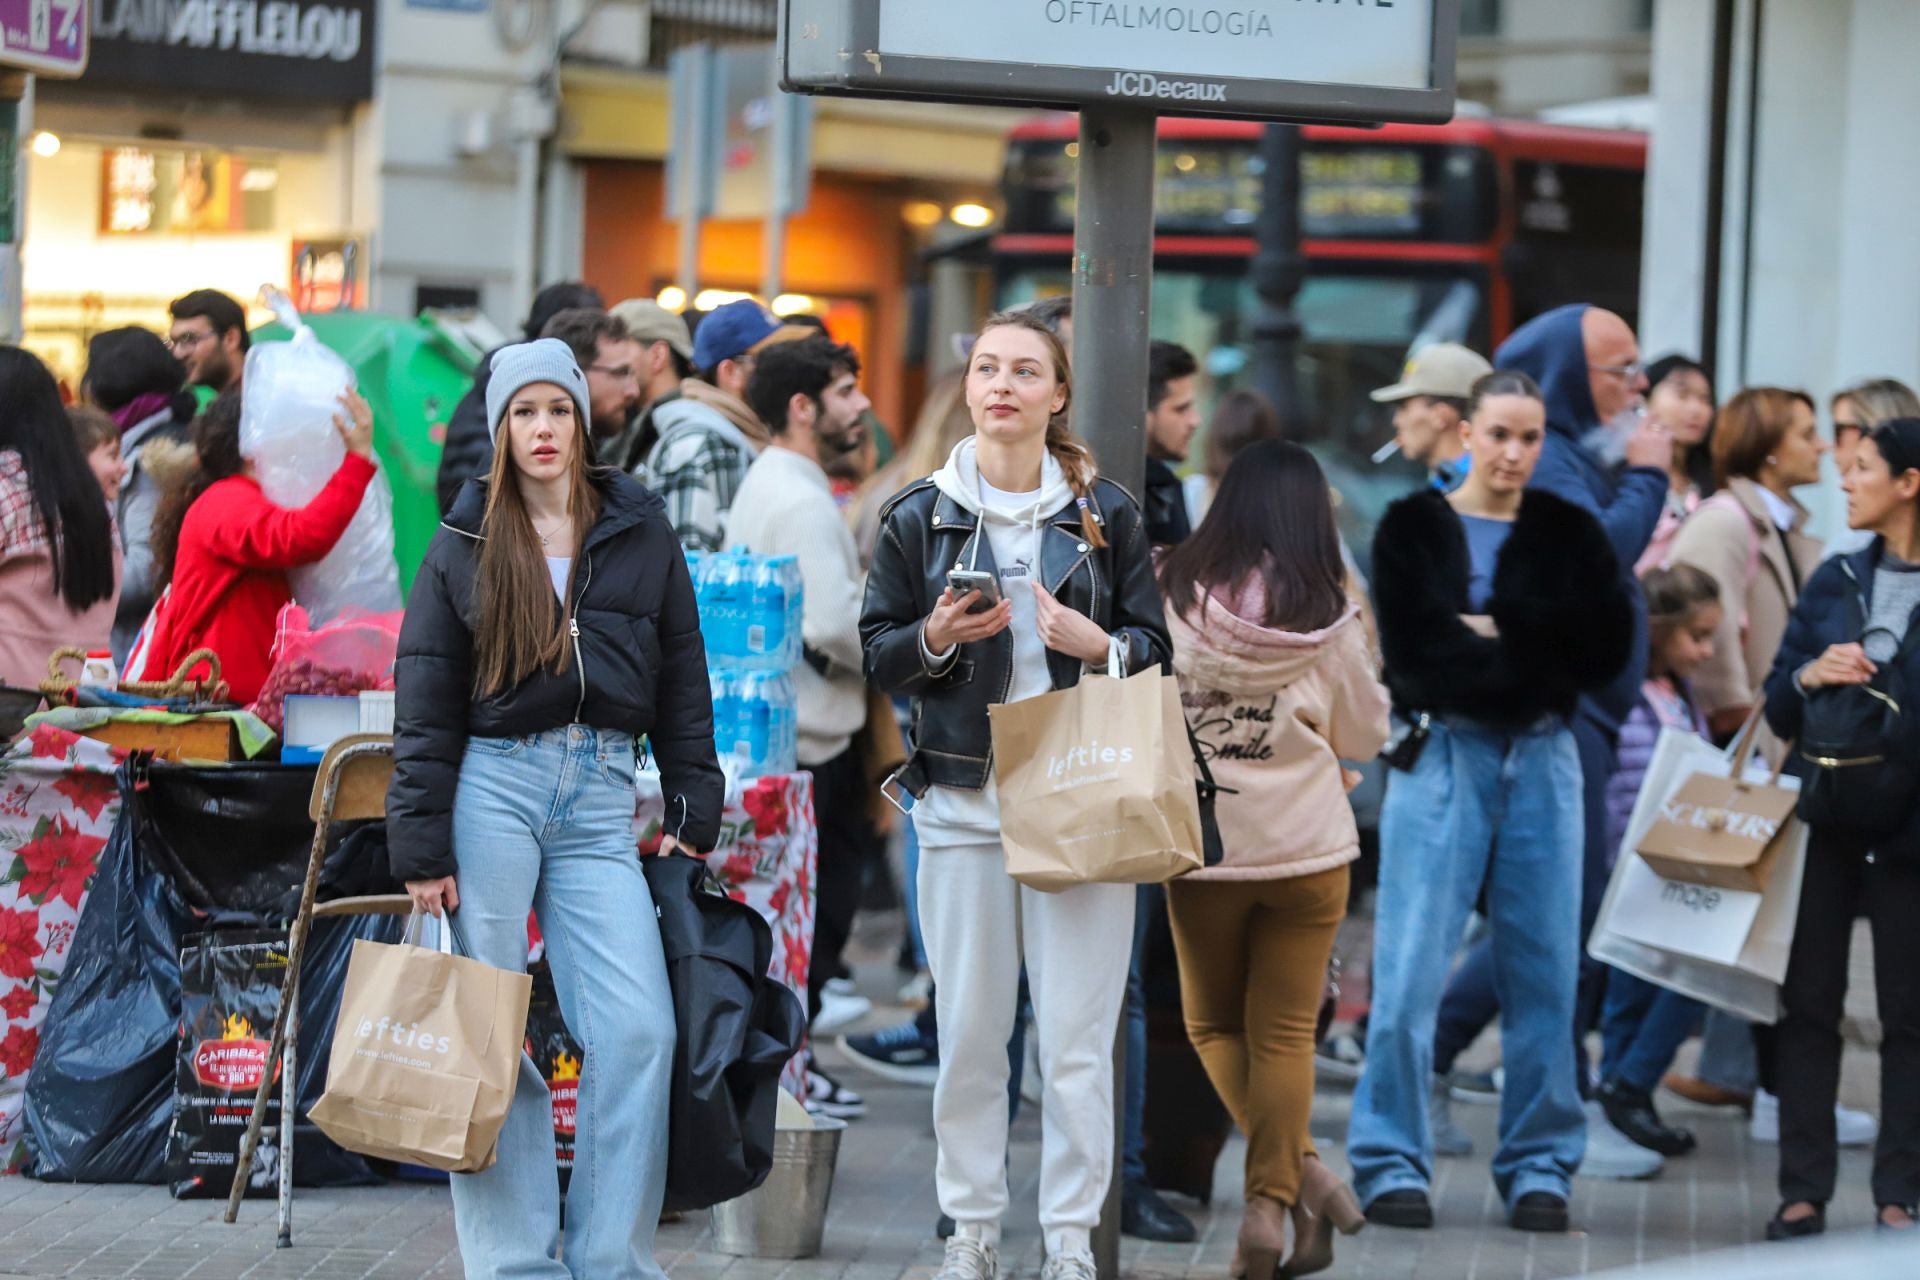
[248,605,402,734]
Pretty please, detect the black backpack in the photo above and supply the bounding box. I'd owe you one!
[1798,620,1920,837]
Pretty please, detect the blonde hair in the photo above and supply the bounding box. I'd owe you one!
[974,308,1106,548]
[1832,378,1920,431]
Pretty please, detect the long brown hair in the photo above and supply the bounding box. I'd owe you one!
[151,389,245,591]
[975,308,1106,549]
[473,416,604,698]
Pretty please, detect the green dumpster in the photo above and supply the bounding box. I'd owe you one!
[251,312,482,594]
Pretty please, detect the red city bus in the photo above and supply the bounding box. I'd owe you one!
[993,112,1646,558]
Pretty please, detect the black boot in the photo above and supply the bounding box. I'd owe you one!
[1364,1188,1434,1229]
[1511,1191,1569,1233]
[1121,1182,1198,1243]
[1598,1078,1696,1156]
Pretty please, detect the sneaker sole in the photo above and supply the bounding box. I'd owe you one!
[1511,1206,1569,1233]
[811,1004,875,1039]
[1451,1084,1501,1105]
[806,1101,869,1120]
[1578,1158,1663,1181]
[837,1036,939,1087]
[1365,1203,1434,1230]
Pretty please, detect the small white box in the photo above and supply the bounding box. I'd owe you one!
[358,690,396,735]
[283,695,362,763]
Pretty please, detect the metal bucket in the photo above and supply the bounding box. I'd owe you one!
[707,1117,846,1259]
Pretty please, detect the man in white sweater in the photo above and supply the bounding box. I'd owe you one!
[735,336,875,1117]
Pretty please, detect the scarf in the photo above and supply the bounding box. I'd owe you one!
[110,392,175,433]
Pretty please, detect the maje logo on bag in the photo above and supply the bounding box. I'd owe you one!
[193,1012,278,1090]
[548,1049,580,1136]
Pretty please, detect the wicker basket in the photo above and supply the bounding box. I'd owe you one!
[39,647,231,705]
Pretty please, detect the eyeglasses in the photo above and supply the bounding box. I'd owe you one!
[1590,362,1646,382]
[169,331,216,352]
[588,364,637,382]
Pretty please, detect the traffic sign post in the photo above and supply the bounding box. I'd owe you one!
[781,5,1458,1275]
[0,0,87,78]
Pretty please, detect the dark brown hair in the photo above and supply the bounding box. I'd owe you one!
[1710,387,1815,489]
[151,389,246,591]
[1642,562,1721,631]
[472,398,605,698]
[1204,388,1282,482]
[973,308,1105,549]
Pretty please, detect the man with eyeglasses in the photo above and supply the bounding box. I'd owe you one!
[168,289,249,394]
[539,309,646,448]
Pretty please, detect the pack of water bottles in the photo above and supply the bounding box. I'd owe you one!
[693,548,803,778]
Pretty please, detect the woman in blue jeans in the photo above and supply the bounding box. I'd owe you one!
[387,338,724,1279]
[1350,370,1634,1233]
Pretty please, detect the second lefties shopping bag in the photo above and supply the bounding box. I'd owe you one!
[309,913,531,1173]
[989,639,1204,893]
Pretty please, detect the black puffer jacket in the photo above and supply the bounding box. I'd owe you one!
[1372,487,1633,730]
[860,476,1171,795]
[387,469,723,881]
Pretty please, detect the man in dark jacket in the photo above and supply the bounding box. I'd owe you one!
[434,282,603,514]
[1144,340,1199,547]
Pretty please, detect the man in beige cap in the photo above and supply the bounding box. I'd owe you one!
[1370,342,1492,491]
[610,298,696,473]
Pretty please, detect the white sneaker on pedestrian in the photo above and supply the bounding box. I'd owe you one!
[1579,1100,1664,1180]
[1430,1075,1474,1157]
[804,1063,867,1120]
[1039,1251,1098,1280]
[1749,1089,1879,1147]
[1316,1031,1366,1085]
[934,1234,999,1280]
[812,987,874,1038]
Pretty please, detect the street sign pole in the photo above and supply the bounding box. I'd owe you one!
[1067,103,1156,1280]
[1246,123,1305,424]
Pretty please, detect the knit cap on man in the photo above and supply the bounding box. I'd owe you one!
[485,338,590,441]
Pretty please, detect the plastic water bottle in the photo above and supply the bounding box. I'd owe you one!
[696,549,751,661]
[708,669,742,761]
[735,671,797,777]
[774,555,805,670]
[742,557,785,670]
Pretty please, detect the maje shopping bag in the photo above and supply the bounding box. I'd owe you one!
[989,640,1203,893]
[1589,724,1809,1024]
[309,913,531,1172]
[1634,712,1799,892]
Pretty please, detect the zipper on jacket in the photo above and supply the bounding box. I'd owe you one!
[571,550,593,723]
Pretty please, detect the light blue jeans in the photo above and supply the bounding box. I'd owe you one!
[448,725,676,1280]
[1348,716,1588,1208]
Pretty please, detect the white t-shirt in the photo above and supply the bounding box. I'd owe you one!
[546,556,571,600]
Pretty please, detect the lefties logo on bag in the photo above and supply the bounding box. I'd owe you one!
[355,1014,455,1056]
[193,1012,279,1091]
[1045,737,1136,788]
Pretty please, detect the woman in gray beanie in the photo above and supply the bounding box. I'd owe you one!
[387,337,724,1278]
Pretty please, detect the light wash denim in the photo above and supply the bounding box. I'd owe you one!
[1348,716,1588,1208]
[448,725,676,1280]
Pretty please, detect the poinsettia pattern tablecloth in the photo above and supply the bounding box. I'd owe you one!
[634,768,817,1094]
[0,727,125,1172]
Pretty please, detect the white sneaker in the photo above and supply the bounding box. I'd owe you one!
[934,1234,999,1280]
[1579,1100,1664,1180]
[811,987,874,1038]
[1040,1252,1097,1280]
[1749,1089,1879,1147]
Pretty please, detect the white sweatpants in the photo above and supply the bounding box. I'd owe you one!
[918,839,1136,1260]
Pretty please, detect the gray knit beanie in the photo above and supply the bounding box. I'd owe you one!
[485,338,591,441]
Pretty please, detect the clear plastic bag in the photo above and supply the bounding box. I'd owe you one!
[239,288,401,623]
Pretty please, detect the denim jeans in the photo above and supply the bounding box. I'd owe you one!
[448,726,676,1280]
[1348,717,1588,1208]
[1600,972,1702,1094]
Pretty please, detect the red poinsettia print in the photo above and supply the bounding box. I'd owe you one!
[52,770,118,823]
[26,725,78,762]
[782,925,811,992]
[0,1022,38,1077]
[0,986,33,1022]
[16,816,104,910]
[0,906,43,982]
[742,781,789,839]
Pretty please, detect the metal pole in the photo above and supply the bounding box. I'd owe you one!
[1246,123,1304,424]
[1068,105,1156,1280]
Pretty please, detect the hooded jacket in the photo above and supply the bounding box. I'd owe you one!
[861,440,1171,797]
[386,469,724,882]
[111,396,195,661]
[1164,578,1389,881]
[1372,487,1634,729]
[1495,303,1667,727]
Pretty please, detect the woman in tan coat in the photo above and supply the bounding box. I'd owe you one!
[1668,387,1826,743]
[1158,440,1390,1278]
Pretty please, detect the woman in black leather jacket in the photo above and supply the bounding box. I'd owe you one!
[388,338,722,1280]
[861,310,1169,1280]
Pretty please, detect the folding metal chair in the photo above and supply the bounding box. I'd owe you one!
[223,732,411,1246]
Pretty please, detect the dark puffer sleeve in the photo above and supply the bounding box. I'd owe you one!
[646,533,724,851]
[386,535,474,882]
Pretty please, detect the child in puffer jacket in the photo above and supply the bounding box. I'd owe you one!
[1593,563,1724,1159]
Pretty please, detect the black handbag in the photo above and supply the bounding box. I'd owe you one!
[1186,722,1232,868]
[1798,623,1920,837]
[640,854,807,1212]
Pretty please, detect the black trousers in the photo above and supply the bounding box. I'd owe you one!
[803,744,875,1023]
[1776,828,1920,1207]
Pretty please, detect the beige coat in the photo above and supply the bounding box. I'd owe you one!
[1166,586,1390,882]
[1667,476,1823,717]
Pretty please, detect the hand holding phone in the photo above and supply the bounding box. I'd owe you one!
[947,569,1002,614]
[925,574,1012,652]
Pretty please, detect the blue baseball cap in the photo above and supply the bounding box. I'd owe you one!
[692,299,787,371]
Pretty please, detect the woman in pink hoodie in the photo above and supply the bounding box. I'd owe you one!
[1157,440,1390,1278]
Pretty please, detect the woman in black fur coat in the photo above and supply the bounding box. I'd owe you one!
[1347,371,1634,1236]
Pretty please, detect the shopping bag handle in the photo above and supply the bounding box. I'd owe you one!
[1723,706,1793,790]
[1106,634,1128,679]
[401,910,455,955]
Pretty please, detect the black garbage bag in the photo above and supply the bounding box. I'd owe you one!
[132,761,324,916]
[641,854,806,1213]
[168,929,289,1198]
[24,760,400,1186]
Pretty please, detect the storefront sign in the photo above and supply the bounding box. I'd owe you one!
[100,147,278,235]
[290,234,364,311]
[0,0,88,77]
[784,0,1457,125]
[82,0,373,102]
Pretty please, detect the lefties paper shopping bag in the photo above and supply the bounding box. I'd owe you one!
[309,914,531,1173]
